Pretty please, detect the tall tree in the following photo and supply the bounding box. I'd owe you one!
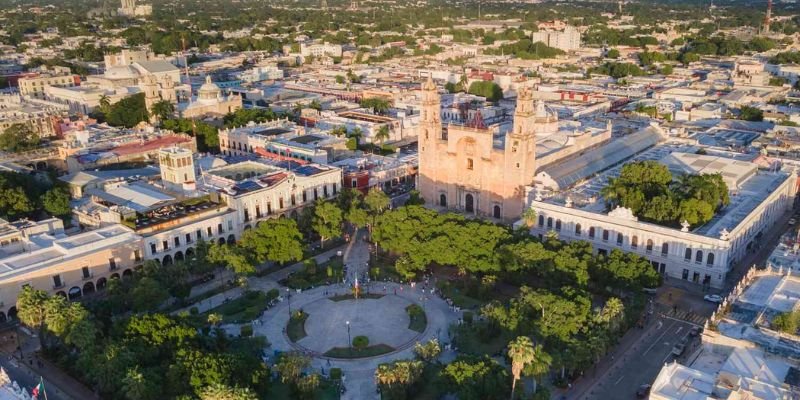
[236,217,304,265]
[311,200,343,247]
[507,336,535,400]
[522,344,552,394]
[0,123,40,153]
[150,100,175,122]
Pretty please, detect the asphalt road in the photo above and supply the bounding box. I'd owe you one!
[591,317,699,400]
[0,355,68,400]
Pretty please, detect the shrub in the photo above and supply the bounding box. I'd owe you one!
[304,259,318,275]
[190,307,199,315]
[353,335,369,350]
[330,368,342,380]
[266,288,279,302]
[240,325,253,337]
[463,311,473,324]
[773,311,800,334]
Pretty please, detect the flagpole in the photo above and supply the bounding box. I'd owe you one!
[41,377,48,400]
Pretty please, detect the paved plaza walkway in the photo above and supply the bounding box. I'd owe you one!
[253,230,461,399]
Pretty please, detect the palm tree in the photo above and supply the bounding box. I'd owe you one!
[207,313,223,327]
[523,344,553,394]
[508,336,535,400]
[349,127,364,147]
[522,207,537,227]
[458,73,468,92]
[375,125,390,145]
[99,94,111,114]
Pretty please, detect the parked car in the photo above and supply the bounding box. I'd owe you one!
[672,342,686,356]
[704,294,723,303]
[636,384,652,398]
[790,218,796,226]
[689,326,702,337]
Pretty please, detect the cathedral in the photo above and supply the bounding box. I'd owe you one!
[417,77,547,221]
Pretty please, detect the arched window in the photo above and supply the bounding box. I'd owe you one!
[555,220,562,231]
[617,233,623,245]
[631,236,638,248]
[602,229,609,241]
[538,215,544,227]
[589,227,595,239]
[685,248,692,260]
[707,252,715,266]
[547,217,553,228]
[696,250,703,263]
[575,223,582,235]
[646,239,653,252]
[662,243,669,256]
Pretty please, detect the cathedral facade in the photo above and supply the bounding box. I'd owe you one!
[417,78,541,220]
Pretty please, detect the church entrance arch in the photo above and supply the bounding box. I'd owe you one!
[439,194,447,207]
[465,194,474,213]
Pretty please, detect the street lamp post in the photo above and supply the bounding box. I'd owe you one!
[287,288,292,317]
[346,321,351,355]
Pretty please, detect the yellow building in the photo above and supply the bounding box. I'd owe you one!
[19,73,78,99]
[0,224,143,321]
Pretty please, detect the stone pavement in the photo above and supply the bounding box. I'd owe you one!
[256,281,459,400]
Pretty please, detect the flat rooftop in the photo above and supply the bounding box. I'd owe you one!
[543,141,790,239]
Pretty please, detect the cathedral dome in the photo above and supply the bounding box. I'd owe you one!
[198,75,221,102]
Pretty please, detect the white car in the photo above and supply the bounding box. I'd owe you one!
[704,294,723,303]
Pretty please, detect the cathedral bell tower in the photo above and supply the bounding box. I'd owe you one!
[503,86,538,216]
[142,74,161,124]
[417,76,443,206]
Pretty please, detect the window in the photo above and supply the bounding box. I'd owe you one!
[207,227,212,237]
[323,186,329,197]
[602,229,609,241]
[186,233,192,244]
[314,188,319,200]
[82,267,91,279]
[685,248,692,260]
[162,240,169,251]
[695,250,703,263]
[547,217,553,228]
[661,243,669,256]
[682,269,689,280]
[244,209,250,222]
[707,253,715,266]
[351,179,358,188]
[218,223,224,234]
[174,237,180,247]
[279,198,284,209]
[109,258,117,271]
[302,191,307,203]
[617,233,623,245]
[575,223,582,235]
[52,275,62,288]
[134,250,142,262]
[150,243,157,254]
[646,239,653,252]
[333,183,337,195]
[538,215,544,227]
[555,220,561,231]
[466,158,474,170]
[589,227,595,239]
[228,220,233,231]
[291,194,296,206]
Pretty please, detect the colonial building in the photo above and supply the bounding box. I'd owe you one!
[417,78,540,220]
[180,76,242,119]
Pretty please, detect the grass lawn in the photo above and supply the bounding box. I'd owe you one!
[282,257,345,290]
[266,379,340,400]
[328,293,384,302]
[406,305,427,333]
[200,290,268,324]
[287,311,308,342]
[323,344,395,358]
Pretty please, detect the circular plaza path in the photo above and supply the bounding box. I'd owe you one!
[255,281,460,400]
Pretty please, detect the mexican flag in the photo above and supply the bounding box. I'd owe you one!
[31,378,45,399]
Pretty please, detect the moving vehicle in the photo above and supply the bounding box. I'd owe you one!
[672,342,686,356]
[704,294,723,303]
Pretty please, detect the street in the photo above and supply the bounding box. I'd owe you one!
[590,317,699,400]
